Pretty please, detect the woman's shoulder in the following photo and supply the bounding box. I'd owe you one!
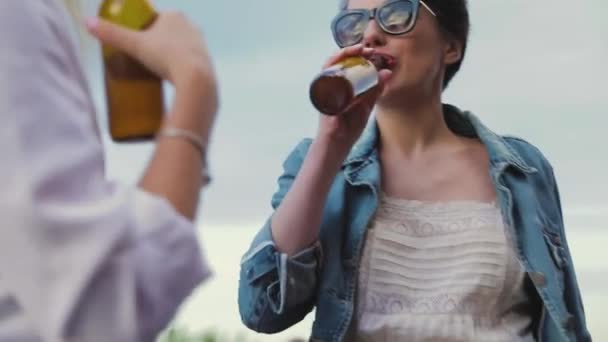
[0,0,64,29]
[501,134,555,176]
[281,138,314,168]
[0,0,73,55]
[292,137,314,156]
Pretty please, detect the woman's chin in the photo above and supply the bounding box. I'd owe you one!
[377,82,419,108]
[379,78,396,97]
[378,82,400,102]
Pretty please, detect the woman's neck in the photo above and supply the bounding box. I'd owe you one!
[375,98,460,159]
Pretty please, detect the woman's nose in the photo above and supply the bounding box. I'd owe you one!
[361,19,387,48]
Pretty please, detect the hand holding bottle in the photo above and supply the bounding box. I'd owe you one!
[313,44,392,155]
[88,11,216,89]
[87,8,218,141]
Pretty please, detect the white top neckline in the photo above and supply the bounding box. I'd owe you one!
[353,193,535,341]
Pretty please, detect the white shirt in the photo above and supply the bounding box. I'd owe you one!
[0,1,211,341]
[354,194,535,341]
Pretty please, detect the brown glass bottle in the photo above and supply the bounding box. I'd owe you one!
[309,55,388,116]
[100,0,163,142]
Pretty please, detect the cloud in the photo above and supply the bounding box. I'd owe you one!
[86,0,608,225]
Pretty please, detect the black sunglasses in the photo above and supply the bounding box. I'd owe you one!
[331,0,437,48]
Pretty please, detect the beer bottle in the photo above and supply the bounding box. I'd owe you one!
[99,0,163,141]
[309,55,388,116]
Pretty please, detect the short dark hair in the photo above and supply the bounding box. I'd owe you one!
[424,0,470,88]
[338,0,470,89]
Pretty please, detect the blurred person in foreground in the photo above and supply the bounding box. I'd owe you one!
[0,0,218,341]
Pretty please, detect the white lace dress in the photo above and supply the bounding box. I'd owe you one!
[353,194,536,341]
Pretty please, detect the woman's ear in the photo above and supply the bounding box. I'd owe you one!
[443,38,463,66]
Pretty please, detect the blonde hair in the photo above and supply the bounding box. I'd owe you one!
[64,0,82,21]
[62,0,92,55]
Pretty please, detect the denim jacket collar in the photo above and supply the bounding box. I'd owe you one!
[343,104,539,180]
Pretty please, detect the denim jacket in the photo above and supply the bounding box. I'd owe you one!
[238,105,591,342]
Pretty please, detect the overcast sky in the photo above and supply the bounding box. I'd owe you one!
[76,0,608,227]
[74,0,606,339]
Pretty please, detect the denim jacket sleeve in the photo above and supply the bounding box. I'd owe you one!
[511,135,592,341]
[548,166,592,341]
[238,138,321,333]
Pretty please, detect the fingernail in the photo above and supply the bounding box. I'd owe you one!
[85,17,98,30]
